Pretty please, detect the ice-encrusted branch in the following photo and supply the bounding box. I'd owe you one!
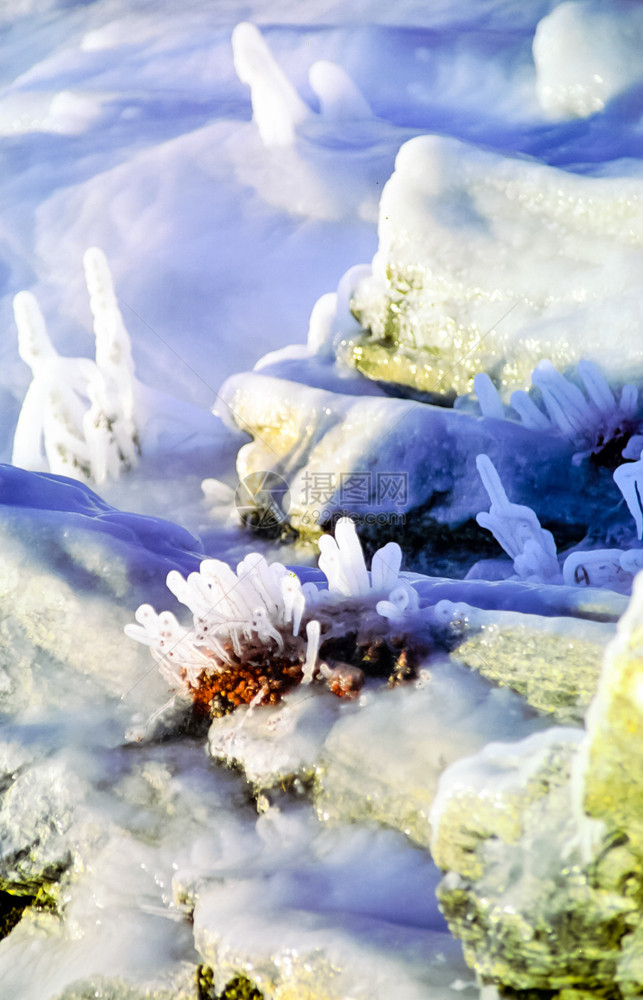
[12,249,140,485]
[475,454,560,583]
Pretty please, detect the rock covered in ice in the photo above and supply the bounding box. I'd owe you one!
[218,371,607,555]
[430,727,639,994]
[314,662,546,849]
[0,464,210,739]
[533,1,643,119]
[208,655,546,849]
[183,802,470,1000]
[208,687,345,789]
[348,134,643,397]
[583,571,643,851]
[50,964,201,1000]
[446,602,612,723]
[0,739,246,1000]
[430,573,643,996]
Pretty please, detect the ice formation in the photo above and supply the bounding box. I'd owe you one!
[533,0,643,119]
[12,249,140,486]
[475,454,560,583]
[475,358,640,466]
[232,22,371,149]
[125,517,419,713]
[348,134,643,397]
[232,22,311,147]
[514,359,639,465]
[5,3,643,998]
[614,449,643,540]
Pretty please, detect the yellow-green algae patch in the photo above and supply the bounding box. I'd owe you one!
[449,611,610,723]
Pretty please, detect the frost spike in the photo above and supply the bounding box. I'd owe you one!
[302,620,321,684]
[371,542,402,592]
[14,291,57,367]
[232,22,310,147]
[509,389,553,431]
[334,517,370,596]
[614,451,643,540]
[577,360,615,415]
[474,373,505,420]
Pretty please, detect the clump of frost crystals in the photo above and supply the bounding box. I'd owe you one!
[318,517,419,619]
[125,553,315,685]
[476,454,561,583]
[476,360,640,466]
[125,517,420,716]
[12,247,140,485]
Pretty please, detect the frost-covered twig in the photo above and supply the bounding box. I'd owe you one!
[12,249,140,485]
[475,454,560,583]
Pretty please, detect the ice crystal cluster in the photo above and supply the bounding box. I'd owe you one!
[475,453,561,584]
[471,359,643,591]
[12,248,140,485]
[125,518,419,715]
[476,359,641,466]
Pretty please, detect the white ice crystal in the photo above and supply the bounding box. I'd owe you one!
[125,551,316,692]
[473,373,505,421]
[512,359,639,464]
[232,21,371,149]
[474,358,640,466]
[614,448,643,540]
[317,516,418,616]
[125,517,419,701]
[12,249,140,485]
[475,454,560,583]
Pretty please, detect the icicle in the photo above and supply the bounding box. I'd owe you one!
[232,22,310,147]
[531,360,594,439]
[302,620,321,684]
[474,372,505,420]
[577,360,616,415]
[13,291,57,367]
[12,252,140,485]
[371,541,402,592]
[476,454,560,582]
[334,517,370,596]
[509,388,553,431]
[84,246,136,422]
[308,60,372,120]
[318,533,351,596]
[281,573,305,636]
[620,384,638,415]
[614,449,643,539]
